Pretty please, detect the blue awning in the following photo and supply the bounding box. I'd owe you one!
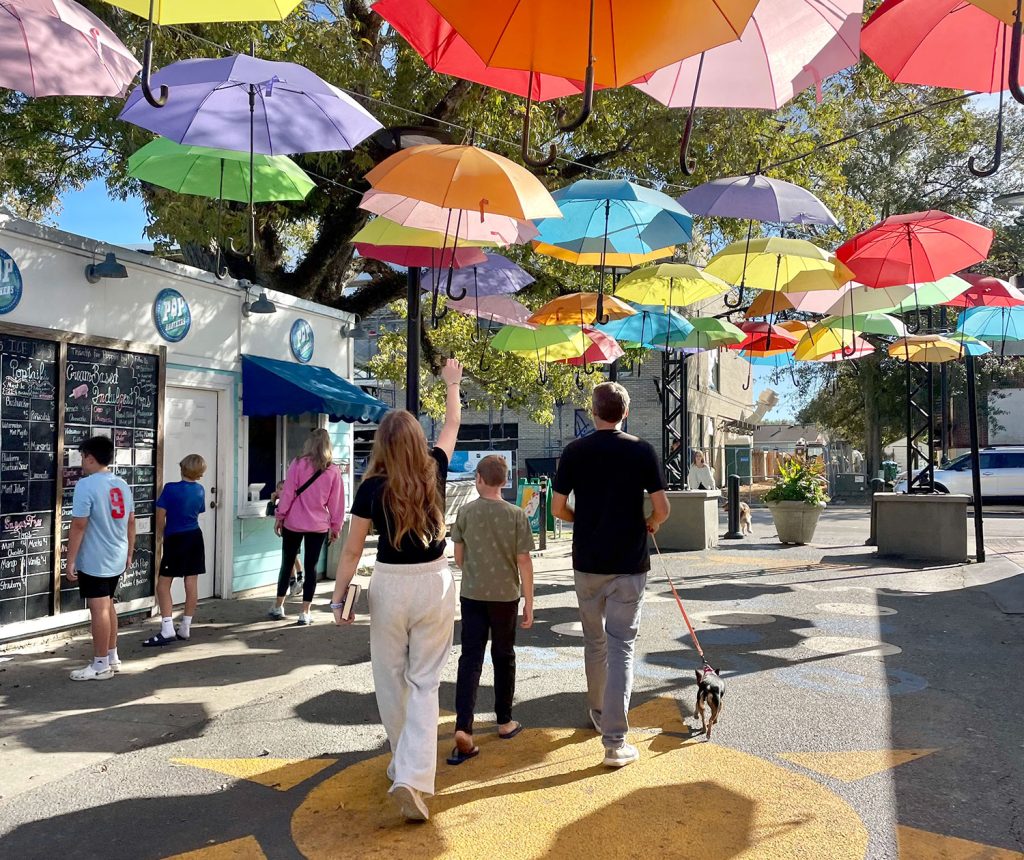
[241,355,389,424]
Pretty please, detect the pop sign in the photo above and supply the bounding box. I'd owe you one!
[153,288,191,342]
[290,318,314,363]
[0,249,23,315]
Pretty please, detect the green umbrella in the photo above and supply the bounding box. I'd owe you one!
[887,275,972,313]
[666,316,745,350]
[490,324,587,360]
[820,312,906,337]
[127,137,315,203]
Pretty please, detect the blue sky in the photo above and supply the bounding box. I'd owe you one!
[53,179,150,246]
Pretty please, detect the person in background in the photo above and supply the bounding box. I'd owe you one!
[270,428,344,625]
[65,436,136,681]
[331,358,463,822]
[144,454,207,646]
[551,382,670,768]
[268,480,303,597]
[687,450,717,491]
[448,454,535,765]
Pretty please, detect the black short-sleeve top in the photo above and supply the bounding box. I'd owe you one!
[350,447,449,564]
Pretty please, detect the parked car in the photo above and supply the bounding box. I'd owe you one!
[894,446,1024,499]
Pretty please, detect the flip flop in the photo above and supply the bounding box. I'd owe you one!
[498,723,524,740]
[142,633,177,647]
[446,745,480,766]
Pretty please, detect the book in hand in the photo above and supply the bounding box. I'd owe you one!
[339,583,360,620]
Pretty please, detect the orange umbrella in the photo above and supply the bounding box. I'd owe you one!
[528,293,636,325]
[532,241,674,267]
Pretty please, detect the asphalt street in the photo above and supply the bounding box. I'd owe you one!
[1,508,1023,859]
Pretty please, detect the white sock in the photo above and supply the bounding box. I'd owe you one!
[160,617,175,638]
[93,655,109,670]
[108,647,119,664]
[178,615,193,637]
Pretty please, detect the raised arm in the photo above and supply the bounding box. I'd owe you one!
[434,358,463,461]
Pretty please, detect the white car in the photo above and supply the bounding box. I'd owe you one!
[894,446,1024,499]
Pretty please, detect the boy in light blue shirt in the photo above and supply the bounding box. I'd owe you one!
[66,435,136,681]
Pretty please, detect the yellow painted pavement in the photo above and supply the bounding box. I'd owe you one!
[779,749,939,782]
[170,757,337,792]
[163,836,268,860]
[898,825,1024,859]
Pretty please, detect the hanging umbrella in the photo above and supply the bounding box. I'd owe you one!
[957,305,1024,341]
[532,240,675,267]
[724,321,800,351]
[490,324,588,360]
[888,335,967,363]
[353,243,487,269]
[836,210,994,289]
[528,293,636,326]
[820,312,907,337]
[614,263,730,308]
[667,317,745,350]
[949,333,994,356]
[745,286,849,318]
[556,327,625,366]
[446,294,535,327]
[886,275,974,312]
[825,283,914,315]
[741,350,798,368]
[706,237,852,294]
[352,218,498,250]
[943,273,1024,307]
[420,253,534,297]
[359,190,538,246]
[677,174,839,226]
[596,307,694,349]
[0,0,140,97]
[814,336,876,362]
[636,0,862,173]
[795,324,859,361]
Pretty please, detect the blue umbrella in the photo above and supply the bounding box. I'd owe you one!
[596,306,693,349]
[957,305,1024,342]
[678,175,837,226]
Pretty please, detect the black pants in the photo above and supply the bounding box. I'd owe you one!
[455,597,518,734]
[276,528,327,602]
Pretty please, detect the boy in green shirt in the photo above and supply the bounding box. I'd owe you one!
[448,455,535,765]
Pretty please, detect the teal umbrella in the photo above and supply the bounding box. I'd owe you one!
[667,316,745,350]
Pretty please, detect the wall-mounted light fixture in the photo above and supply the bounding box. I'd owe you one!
[339,314,360,337]
[85,252,128,284]
[240,279,276,316]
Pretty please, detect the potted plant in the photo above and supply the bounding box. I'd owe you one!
[762,456,829,545]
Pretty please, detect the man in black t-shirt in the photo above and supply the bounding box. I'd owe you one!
[552,382,670,769]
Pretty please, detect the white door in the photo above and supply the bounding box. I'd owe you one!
[164,388,219,601]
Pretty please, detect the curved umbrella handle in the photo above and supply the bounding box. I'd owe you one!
[679,52,705,177]
[1011,0,1024,106]
[841,342,856,358]
[555,0,596,133]
[723,286,745,309]
[227,235,252,258]
[521,83,558,170]
[140,36,169,108]
[905,313,922,334]
[537,363,549,385]
[214,247,229,280]
[742,362,752,392]
[970,57,1006,175]
[478,343,491,373]
[445,271,467,302]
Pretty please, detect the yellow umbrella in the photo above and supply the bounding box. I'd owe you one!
[613,263,730,308]
[888,335,965,363]
[490,324,589,361]
[106,0,301,23]
[531,241,674,267]
[794,323,857,361]
[528,293,636,325]
[352,218,497,248]
[706,237,854,293]
[364,144,562,221]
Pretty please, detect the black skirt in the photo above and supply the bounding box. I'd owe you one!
[160,528,207,577]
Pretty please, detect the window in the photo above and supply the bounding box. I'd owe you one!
[992,452,1024,469]
[245,412,322,500]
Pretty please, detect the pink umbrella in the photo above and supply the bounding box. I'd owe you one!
[635,0,862,174]
[447,294,535,327]
[558,327,625,367]
[0,0,141,97]
[353,243,487,269]
[359,190,538,246]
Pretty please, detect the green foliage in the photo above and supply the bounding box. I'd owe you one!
[762,456,830,506]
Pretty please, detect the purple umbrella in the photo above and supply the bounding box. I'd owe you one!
[678,175,837,226]
[420,253,534,298]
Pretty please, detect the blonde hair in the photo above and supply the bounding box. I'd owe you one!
[365,410,445,548]
[302,428,334,472]
[180,454,207,481]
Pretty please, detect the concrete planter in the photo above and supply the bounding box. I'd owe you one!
[766,500,826,545]
[645,490,721,551]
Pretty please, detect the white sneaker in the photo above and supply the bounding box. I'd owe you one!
[603,743,639,768]
[267,605,286,620]
[589,708,602,734]
[70,663,113,682]
[289,577,303,597]
[108,658,122,674]
[390,783,429,821]
[296,612,312,626]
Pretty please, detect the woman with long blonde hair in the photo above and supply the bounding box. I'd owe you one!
[270,427,344,625]
[333,358,463,822]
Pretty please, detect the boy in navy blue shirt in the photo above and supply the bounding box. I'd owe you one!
[144,454,207,646]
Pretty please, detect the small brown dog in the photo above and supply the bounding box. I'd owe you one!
[694,665,725,739]
[723,500,753,535]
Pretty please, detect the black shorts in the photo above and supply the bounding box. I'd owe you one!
[78,572,120,600]
[160,529,206,577]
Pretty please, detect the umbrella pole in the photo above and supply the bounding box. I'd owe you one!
[965,352,986,561]
[140,0,168,108]
[406,268,422,416]
[609,271,620,381]
[445,208,467,301]
[214,159,228,279]
[724,218,754,309]
[595,199,610,325]
[940,307,950,463]
[679,52,705,177]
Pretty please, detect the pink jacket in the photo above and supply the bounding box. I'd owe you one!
[275,457,344,534]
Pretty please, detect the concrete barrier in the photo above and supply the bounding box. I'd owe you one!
[647,490,722,552]
[874,493,969,562]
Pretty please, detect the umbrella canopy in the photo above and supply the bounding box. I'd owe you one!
[359,190,537,246]
[107,0,300,23]
[420,254,534,297]
[614,263,730,307]
[373,0,592,102]
[678,175,838,226]
[352,218,496,249]
[0,0,141,97]
[528,293,636,326]
[354,243,487,269]
[957,305,1024,341]
[725,321,800,351]
[364,144,561,220]
[636,0,862,110]
[741,350,798,367]
[886,275,974,312]
[949,333,994,356]
[814,336,876,362]
[943,273,1024,308]
[962,0,1016,25]
[557,327,625,366]
[120,55,382,155]
[888,335,967,362]
[490,324,588,360]
[825,283,914,315]
[128,137,314,203]
[596,307,694,348]
[425,0,760,88]
[446,294,534,327]
[821,312,907,337]
[862,0,1011,93]
[836,210,994,288]
[745,286,850,318]
[706,237,851,292]
[531,240,675,267]
[667,317,745,350]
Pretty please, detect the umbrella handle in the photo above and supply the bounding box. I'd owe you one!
[1011,0,1024,106]
[140,36,168,109]
[478,343,491,373]
[723,286,745,309]
[555,0,596,133]
[537,363,549,385]
[968,102,1004,178]
[841,342,856,358]
[445,278,467,301]
[214,246,230,280]
[521,85,557,170]
[227,235,252,258]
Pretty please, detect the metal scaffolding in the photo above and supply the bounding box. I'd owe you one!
[661,351,688,490]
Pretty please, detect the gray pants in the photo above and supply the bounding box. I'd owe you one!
[574,570,647,749]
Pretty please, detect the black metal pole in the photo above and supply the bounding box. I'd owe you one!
[723,474,743,539]
[965,353,985,562]
[905,362,913,490]
[538,476,548,551]
[682,355,690,467]
[406,268,421,416]
[940,307,950,464]
[926,364,935,491]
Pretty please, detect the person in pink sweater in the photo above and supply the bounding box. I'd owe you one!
[268,428,345,625]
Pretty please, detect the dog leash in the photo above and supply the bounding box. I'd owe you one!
[651,534,712,668]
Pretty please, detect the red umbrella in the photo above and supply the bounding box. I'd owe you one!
[354,243,487,269]
[942,272,1024,307]
[724,321,800,351]
[556,327,625,366]
[836,211,994,289]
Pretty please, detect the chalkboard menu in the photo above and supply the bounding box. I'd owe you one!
[60,344,159,612]
[0,334,57,625]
